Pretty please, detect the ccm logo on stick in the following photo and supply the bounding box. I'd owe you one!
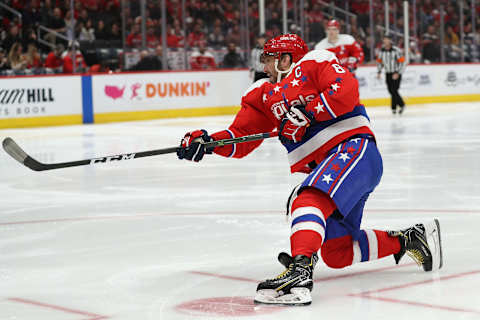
[90,154,136,164]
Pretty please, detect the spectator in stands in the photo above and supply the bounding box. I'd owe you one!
[422,24,440,63]
[22,28,39,49]
[39,0,54,26]
[225,24,241,47]
[146,25,160,49]
[267,11,282,31]
[44,44,64,72]
[77,9,90,27]
[221,42,245,69]
[79,19,96,41]
[190,41,216,70]
[109,23,121,42]
[96,20,109,40]
[63,41,87,73]
[23,0,42,29]
[445,25,459,46]
[130,47,163,71]
[127,23,142,48]
[408,41,422,63]
[3,25,22,53]
[164,25,184,48]
[0,48,9,72]
[48,7,66,34]
[8,42,27,71]
[464,22,479,62]
[64,10,76,40]
[208,25,226,48]
[25,43,42,70]
[187,23,206,48]
[307,4,325,42]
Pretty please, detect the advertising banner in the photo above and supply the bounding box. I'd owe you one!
[357,64,480,100]
[0,75,83,120]
[92,70,251,114]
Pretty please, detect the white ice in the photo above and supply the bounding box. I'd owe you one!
[1,102,480,320]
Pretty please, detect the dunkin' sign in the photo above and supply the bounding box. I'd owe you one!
[92,70,251,112]
[103,81,210,101]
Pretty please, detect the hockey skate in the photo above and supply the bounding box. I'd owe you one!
[254,253,318,306]
[388,219,443,271]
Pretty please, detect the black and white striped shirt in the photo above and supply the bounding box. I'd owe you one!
[250,46,265,72]
[376,46,406,74]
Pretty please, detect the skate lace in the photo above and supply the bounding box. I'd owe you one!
[272,264,294,280]
[407,249,425,266]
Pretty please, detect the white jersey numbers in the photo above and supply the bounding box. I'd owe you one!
[332,63,346,73]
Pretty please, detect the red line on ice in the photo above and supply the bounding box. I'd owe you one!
[348,269,480,314]
[355,269,480,295]
[349,295,480,314]
[7,297,109,320]
[1,208,479,226]
[315,262,416,282]
[189,271,258,283]
[190,262,416,284]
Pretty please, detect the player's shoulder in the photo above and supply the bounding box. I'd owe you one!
[314,38,329,49]
[242,78,270,98]
[338,34,356,45]
[296,49,338,65]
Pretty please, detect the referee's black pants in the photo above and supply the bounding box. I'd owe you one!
[386,73,405,111]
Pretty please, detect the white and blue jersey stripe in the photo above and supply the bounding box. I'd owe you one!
[283,105,373,172]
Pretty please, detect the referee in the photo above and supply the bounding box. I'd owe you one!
[250,34,268,82]
[376,34,406,115]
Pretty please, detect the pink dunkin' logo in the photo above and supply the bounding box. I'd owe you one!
[104,85,126,100]
[130,83,142,100]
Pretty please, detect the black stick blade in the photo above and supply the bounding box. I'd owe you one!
[2,137,29,165]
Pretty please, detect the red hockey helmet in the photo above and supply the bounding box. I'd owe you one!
[262,33,309,64]
[327,19,340,29]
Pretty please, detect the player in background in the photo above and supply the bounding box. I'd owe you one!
[314,19,364,73]
[177,34,443,305]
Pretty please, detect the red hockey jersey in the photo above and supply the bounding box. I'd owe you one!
[314,34,364,71]
[211,49,374,173]
[190,51,216,70]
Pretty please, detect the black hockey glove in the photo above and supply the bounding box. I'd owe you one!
[177,129,214,162]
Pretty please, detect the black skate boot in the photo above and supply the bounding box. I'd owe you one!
[388,219,443,271]
[254,254,318,306]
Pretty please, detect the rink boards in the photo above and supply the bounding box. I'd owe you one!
[1,63,479,128]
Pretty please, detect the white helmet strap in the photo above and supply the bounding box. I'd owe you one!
[274,58,294,83]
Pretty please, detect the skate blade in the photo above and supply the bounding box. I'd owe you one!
[254,288,311,306]
[425,219,443,271]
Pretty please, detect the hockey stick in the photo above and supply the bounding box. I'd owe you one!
[2,132,278,172]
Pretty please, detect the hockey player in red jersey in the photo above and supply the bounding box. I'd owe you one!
[177,34,443,305]
[314,19,364,73]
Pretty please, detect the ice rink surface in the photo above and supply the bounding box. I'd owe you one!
[1,102,480,319]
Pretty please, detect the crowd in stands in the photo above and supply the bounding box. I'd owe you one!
[0,0,479,76]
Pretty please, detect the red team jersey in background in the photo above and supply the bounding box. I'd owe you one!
[210,49,374,173]
[314,35,364,71]
[189,51,216,70]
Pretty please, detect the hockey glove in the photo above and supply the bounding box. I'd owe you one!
[279,106,315,144]
[177,129,214,162]
[346,57,358,72]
